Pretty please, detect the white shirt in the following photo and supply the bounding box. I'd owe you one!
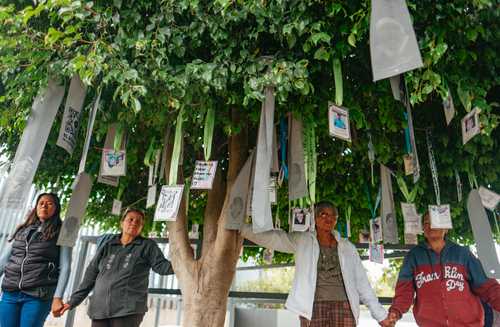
[241,225,387,323]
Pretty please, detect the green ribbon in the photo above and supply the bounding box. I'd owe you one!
[396,175,417,203]
[169,109,184,185]
[466,165,479,189]
[204,107,215,161]
[364,182,382,219]
[113,124,125,151]
[304,117,317,204]
[144,138,156,167]
[117,184,125,200]
[333,58,343,106]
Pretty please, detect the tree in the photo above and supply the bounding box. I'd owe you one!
[0,1,498,326]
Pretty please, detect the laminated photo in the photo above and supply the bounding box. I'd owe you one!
[478,186,500,211]
[111,199,122,216]
[403,154,414,176]
[146,184,157,209]
[401,202,422,234]
[101,149,126,176]
[369,243,384,264]
[461,107,480,145]
[359,230,370,243]
[328,103,351,142]
[404,233,418,245]
[429,204,452,229]
[191,160,218,190]
[443,91,455,126]
[189,224,200,240]
[291,207,311,232]
[154,185,184,221]
[370,217,383,243]
[269,176,277,204]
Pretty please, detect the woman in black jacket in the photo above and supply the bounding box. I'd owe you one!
[61,208,174,327]
[0,193,72,327]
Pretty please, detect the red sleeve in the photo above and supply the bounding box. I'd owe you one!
[389,254,416,316]
[473,279,500,311]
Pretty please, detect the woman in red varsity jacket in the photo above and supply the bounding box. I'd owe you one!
[388,212,500,326]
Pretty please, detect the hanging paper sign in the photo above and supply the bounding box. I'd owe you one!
[369,243,384,264]
[146,184,157,209]
[428,204,452,229]
[381,164,399,244]
[461,107,481,145]
[478,186,500,211]
[328,103,351,142]
[269,176,277,204]
[224,152,255,230]
[191,161,218,190]
[263,248,274,265]
[443,89,455,126]
[369,0,423,81]
[78,90,101,174]
[111,199,122,216]
[401,202,422,234]
[288,115,308,201]
[467,190,500,278]
[101,149,126,176]
[57,173,93,247]
[291,207,312,232]
[252,86,275,233]
[0,79,64,208]
[57,75,87,155]
[403,154,414,176]
[189,224,200,240]
[370,217,383,243]
[98,175,119,187]
[404,233,418,245]
[154,185,184,221]
[359,230,370,243]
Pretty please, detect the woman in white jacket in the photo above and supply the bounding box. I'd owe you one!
[240,201,392,327]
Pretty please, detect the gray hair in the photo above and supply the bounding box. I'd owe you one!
[314,201,338,217]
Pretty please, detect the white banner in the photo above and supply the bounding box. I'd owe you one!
[252,86,275,233]
[289,116,308,200]
[380,164,399,244]
[57,172,93,247]
[0,79,64,208]
[56,75,87,155]
[154,185,184,221]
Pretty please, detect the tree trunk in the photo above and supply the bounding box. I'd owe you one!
[167,108,248,326]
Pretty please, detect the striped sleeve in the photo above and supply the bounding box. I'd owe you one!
[389,251,416,317]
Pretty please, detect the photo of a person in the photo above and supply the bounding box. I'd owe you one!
[465,115,476,132]
[334,113,346,129]
[328,104,351,142]
[294,209,305,225]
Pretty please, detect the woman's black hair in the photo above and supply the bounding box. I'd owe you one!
[9,192,62,242]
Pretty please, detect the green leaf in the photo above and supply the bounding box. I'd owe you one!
[348,33,356,47]
[132,98,142,113]
[313,47,330,61]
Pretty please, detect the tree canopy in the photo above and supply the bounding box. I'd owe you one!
[0,0,499,251]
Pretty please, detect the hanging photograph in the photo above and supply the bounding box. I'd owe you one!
[442,91,455,126]
[429,204,452,229]
[111,199,122,216]
[189,224,200,240]
[359,230,370,243]
[291,207,311,232]
[154,185,184,221]
[328,103,351,142]
[191,160,218,190]
[478,186,500,211]
[269,176,277,204]
[98,174,119,187]
[263,248,274,264]
[404,233,418,245]
[403,154,414,176]
[101,149,126,176]
[401,202,422,234]
[370,217,383,243]
[146,184,157,209]
[461,107,481,145]
[369,243,384,264]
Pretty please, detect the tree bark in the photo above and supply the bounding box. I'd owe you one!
[167,108,248,327]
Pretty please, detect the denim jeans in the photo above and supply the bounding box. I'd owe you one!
[0,291,51,327]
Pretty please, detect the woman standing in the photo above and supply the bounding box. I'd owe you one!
[240,201,392,327]
[0,193,72,327]
[61,208,174,327]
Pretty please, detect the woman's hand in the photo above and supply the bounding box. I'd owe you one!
[51,297,64,317]
[59,303,72,316]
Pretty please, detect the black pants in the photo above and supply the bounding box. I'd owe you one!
[91,314,145,327]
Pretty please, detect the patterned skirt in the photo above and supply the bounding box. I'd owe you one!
[300,301,356,327]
